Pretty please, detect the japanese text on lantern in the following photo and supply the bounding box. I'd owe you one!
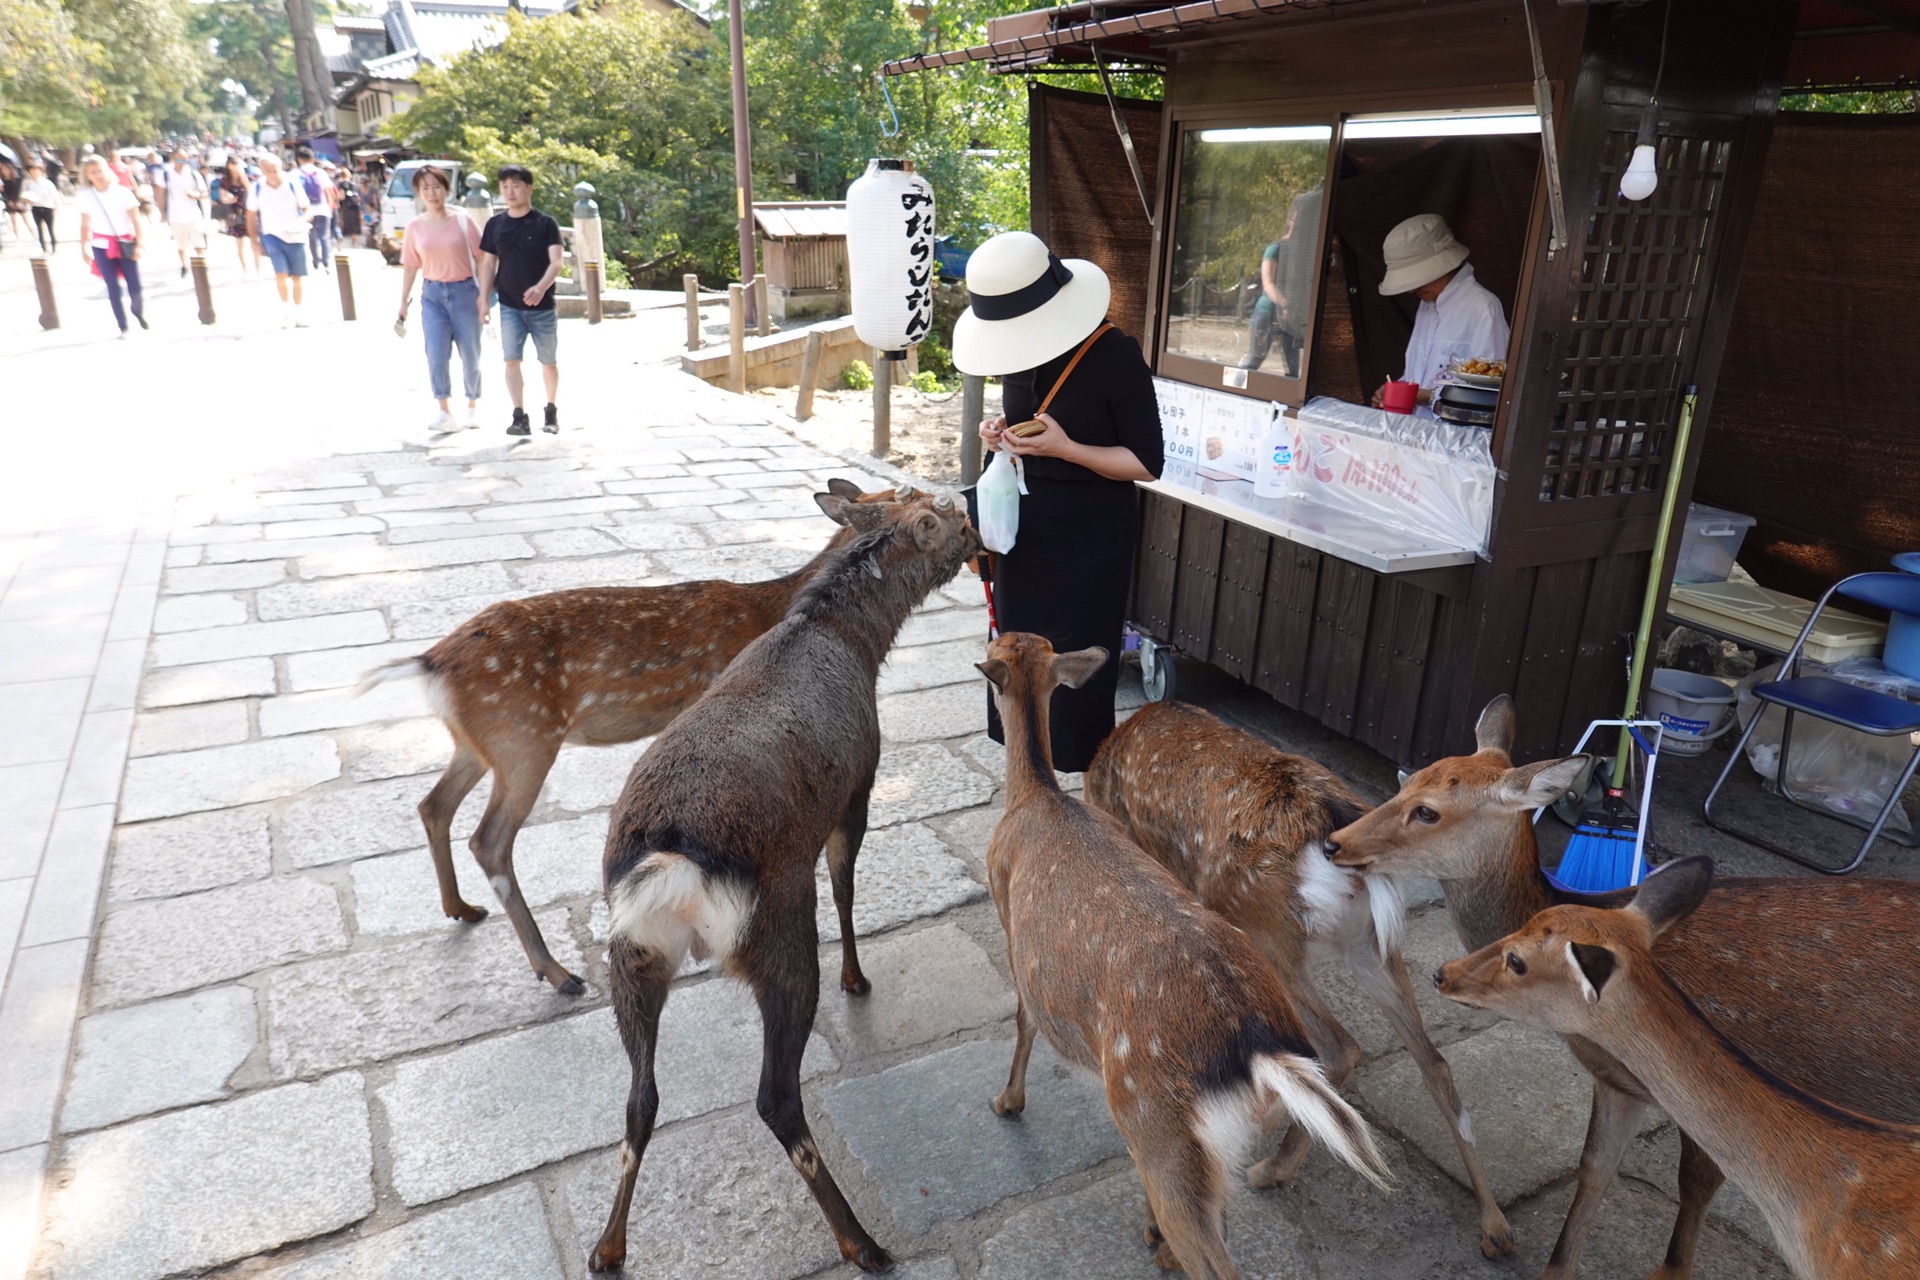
[901,188,933,341]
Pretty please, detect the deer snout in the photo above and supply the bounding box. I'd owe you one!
[1431,968,1446,991]
[1322,838,1339,857]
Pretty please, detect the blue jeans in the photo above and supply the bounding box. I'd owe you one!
[91,245,145,331]
[308,212,332,266]
[499,306,558,365]
[421,277,482,402]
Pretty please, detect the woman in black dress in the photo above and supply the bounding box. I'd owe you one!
[954,232,1164,772]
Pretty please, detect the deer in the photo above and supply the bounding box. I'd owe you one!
[1436,857,1920,1280]
[978,632,1392,1280]
[1325,693,1920,1280]
[354,478,910,994]
[585,487,980,1275]
[1084,700,1513,1259]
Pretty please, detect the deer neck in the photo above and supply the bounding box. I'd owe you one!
[1441,814,1559,952]
[996,686,1061,802]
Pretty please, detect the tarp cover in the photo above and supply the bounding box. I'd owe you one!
[1696,111,1920,599]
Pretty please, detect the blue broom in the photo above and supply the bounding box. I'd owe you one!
[1553,388,1699,892]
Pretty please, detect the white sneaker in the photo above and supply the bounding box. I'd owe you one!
[462,404,481,429]
[427,411,458,435]
[294,311,311,328]
[280,309,293,329]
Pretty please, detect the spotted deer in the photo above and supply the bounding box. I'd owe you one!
[1437,858,1920,1280]
[979,633,1392,1280]
[355,479,911,994]
[1327,694,1920,1280]
[1085,701,1512,1258]
[586,488,980,1274]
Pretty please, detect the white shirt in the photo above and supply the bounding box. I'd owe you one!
[79,184,139,241]
[22,176,59,209]
[252,175,312,241]
[1399,261,1511,391]
[163,166,206,224]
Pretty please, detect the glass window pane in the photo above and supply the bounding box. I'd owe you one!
[1166,125,1332,380]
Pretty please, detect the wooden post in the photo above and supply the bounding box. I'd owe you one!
[960,373,985,485]
[727,283,747,395]
[904,345,919,378]
[584,261,603,325]
[684,273,701,350]
[334,252,356,321]
[871,348,890,457]
[754,274,771,337]
[794,328,824,422]
[191,253,216,325]
[31,256,58,330]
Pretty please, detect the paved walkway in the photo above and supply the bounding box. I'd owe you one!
[0,226,1796,1280]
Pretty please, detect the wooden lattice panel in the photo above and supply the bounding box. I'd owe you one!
[1539,125,1732,503]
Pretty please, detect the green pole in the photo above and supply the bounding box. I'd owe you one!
[1616,384,1701,780]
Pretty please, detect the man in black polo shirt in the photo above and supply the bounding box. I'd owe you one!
[477,164,565,435]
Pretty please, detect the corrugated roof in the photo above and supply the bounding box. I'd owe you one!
[334,14,388,32]
[754,202,848,239]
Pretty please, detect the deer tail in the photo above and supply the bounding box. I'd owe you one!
[351,656,428,699]
[1252,1053,1394,1189]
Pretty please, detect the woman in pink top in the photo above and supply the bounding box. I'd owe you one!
[396,165,484,434]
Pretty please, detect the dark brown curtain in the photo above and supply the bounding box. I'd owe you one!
[1696,111,1920,599]
[1031,84,1161,347]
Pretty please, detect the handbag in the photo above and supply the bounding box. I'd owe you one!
[974,322,1114,555]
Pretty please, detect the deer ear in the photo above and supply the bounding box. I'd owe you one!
[1052,647,1109,689]
[825,478,863,499]
[816,493,890,530]
[1629,856,1714,938]
[1475,695,1517,754]
[1567,942,1616,1003]
[976,659,1011,690]
[1495,755,1589,812]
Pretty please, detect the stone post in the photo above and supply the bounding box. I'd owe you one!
[463,173,491,215]
[871,348,891,458]
[335,252,356,321]
[684,273,701,350]
[31,256,58,331]
[574,183,604,325]
[960,374,985,485]
[795,328,824,422]
[727,283,747,395]
[754,273,771,337]
[191,253,215,325]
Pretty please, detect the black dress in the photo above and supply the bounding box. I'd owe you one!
[988,323,1164,771]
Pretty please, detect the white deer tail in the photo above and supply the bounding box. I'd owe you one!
[1253,1054,1394,1189]
[351,656,427,699]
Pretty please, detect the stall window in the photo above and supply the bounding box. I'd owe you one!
[1161,124,1334,401]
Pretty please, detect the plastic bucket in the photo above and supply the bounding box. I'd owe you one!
[1645,668,1737,756]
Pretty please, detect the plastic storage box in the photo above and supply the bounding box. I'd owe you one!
[1674,502,1758,584]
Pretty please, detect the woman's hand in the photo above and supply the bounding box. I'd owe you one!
[1370,381,1388,409]
[1000,412,1074,461]
[977,413,1007,454]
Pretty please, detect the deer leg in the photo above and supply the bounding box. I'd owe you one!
[1645,1131,1726,1280]
[418,744,489,923]
[1134,1141,1239,1280]
[823,783,872,995]
[1540,1080,1648,1280]
[1351,944,1515,1258]
[992,997,1038,1117]
[468,740,582,994]
[745,927,892,1272]
[1247,989,1356,1189]
[587,937,673,1274]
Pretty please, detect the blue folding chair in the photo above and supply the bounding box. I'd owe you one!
[1704,572,1920,874]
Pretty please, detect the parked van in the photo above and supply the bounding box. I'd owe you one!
[380,159,463,230]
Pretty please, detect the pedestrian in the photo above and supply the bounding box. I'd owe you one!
[76,155,148,337]
[39,151,64,191]
[0,160,22,248]
[336,172,363,244]
[22,161,59,253]
[477,164,564,435]
[395,164,484,434]
[292,146,335,272]
[214,157,258,276]
[247,152,315,328]
[160,147,208,278]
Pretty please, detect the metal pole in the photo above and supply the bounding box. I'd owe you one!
[871,349,891,457]
[795,328,824,422]
[684,272,702,349]
[727,0,759,329]
[335,252,356,321]
[191,253,216,325]
[727,282,747,395]
[960,374,985,485]
[31,256,58,330]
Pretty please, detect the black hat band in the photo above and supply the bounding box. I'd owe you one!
[970,253,1075,322]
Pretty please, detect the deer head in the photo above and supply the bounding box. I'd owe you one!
[977,633,1108,713]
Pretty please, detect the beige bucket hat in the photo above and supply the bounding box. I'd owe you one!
[952,231,1110,377]
[1379,213,1471,296]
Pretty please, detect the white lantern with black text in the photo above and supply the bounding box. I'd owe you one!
[846,158,935,358]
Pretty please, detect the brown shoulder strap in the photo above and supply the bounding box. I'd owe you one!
[1037,322,1113,416]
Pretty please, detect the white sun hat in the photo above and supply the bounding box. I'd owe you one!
[1379,213,1471,296]
[952,231,1111,376]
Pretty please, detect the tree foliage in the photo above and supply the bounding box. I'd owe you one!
[187,0,305,137]
[3,0,207,142]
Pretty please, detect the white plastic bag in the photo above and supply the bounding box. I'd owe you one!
[1734,661,1915,837]
[976,449,1026,554]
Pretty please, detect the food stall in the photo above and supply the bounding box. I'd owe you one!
[883,0,1903,766]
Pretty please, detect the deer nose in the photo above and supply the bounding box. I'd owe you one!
[1431,969,1446,990]
[1322,839,1340,857]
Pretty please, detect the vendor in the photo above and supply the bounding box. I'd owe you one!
[1370,213,1510,407]
[959,231,1163,772]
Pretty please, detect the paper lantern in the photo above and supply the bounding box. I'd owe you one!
[846,158,935,358]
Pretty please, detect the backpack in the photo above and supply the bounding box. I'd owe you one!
[296,167,325,204]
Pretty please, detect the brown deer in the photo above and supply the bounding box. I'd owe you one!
[1326,694,1920,1280]
[1085,701,1513,1259]
[355,478,907,994]
[586,488,980,1274]
[979,632,1392,1280]
[1437,858,1920,1280]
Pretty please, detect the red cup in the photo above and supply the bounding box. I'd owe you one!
[1382,380,1418,414]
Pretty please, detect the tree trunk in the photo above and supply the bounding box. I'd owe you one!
[282,0,333,134]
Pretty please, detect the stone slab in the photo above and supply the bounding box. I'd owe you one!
[391,592,523,642]
[0,1143,47,1280]
[279,775,447,869]
[147,611,388,667]
[819,1037,1128,1235]
[1621,1123,1774,1250]
[1505,1172,1789,1279]
[140,656,277,709]
[295,534,536,581]
[531,527,623,557]
[256,1182,564,1280]
[0,938,88,1153]
[18,805,115,946]
[605,521,709,552]
[119,734,341,822]
[813,822,986,944]
[542,739,654,814]
[258,679,431,738]
[869,745,995,829]
[283,640,432,694]
[508,553,662,594]
[337,719,453,782]
[61,986,258,1132]
[1304,904,1504,1062]
[349,815,603,937]
[203,533,378,565]
[0,761,63,880]
[380,986,834,1206]
[0,615,108,681]
[162,560,291,595]
[897,607,991,648]
[266,908,584,1078]
[34,1073,373,1280]
[878,682,986,745]
[108,807,273,903]
[129,700,251,757]
[0,678,87,768]
[92,875,347,1007]
[815,924,1014,1056]
[256,563,517,623]
[151,593,248,633]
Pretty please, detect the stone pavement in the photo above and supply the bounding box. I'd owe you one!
[0,231,1795,1280]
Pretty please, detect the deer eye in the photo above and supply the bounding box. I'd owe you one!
[1412,804,1440,824]
[1505,952,1528,976]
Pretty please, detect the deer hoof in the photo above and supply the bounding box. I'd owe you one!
[553,971,587,997]
[1143,1223,1165,1248]
[1151,1240,1184,1272]
[1480,1224,1517,1259]
[840,973,871,996]
[851,1244,894,1273]
[991,1092,1025,1118]
[585,1244,625,1273]
[447,902,488,924]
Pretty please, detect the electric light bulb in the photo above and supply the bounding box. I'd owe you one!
[1620,144,1658,201]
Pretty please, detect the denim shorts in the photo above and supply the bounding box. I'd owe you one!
[499,305,558,365]
[260,233,308,278]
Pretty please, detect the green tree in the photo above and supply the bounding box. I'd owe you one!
[187,0,305,138]
[0,0,95,140]
[70,0,209,141]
